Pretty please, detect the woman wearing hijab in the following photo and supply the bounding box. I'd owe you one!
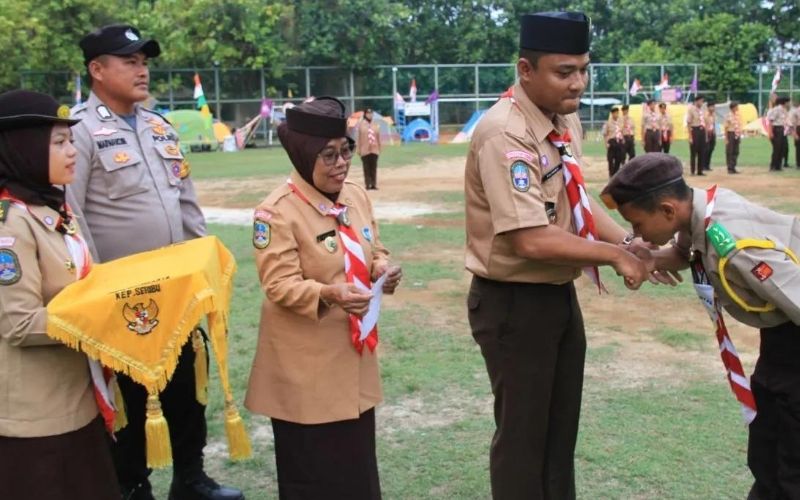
[0,90,120,498]
[245,97,402,499]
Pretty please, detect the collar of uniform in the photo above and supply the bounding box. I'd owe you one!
[26,204,61,232]
[86,92,141,132]
[289,171,353,216]
[511,82,569,143]
[689,186,709,252]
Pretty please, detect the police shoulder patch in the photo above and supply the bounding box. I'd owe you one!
[0,248,21,285]
[510,161,531,192]
[253,219,271,249]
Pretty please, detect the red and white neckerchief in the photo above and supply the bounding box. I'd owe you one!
[692,185,757,424]
[734,112,742,139]
[366,122,377,146]
[287,180,377,353]
[0,191,118,433]
[546,130,605,293]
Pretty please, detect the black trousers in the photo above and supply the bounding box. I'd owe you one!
[771,127,787,170]
[644,129,661,153]
[661,132,672,154]
[468,277,586,500]
[726,132,740,171]
[747,322,800,500]
[361,154,379,189]
[606,139,624,177]
[623,135,636,161]
[1,417,120,500]
[690,126,707,174]
[795,138,800,168]
[271,409,381,500]
[112,340,207,488]
[704,132,716,170]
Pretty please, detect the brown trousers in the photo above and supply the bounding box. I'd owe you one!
[361,154,379,189]
[690,126,707,174]
[644,129,661,153]
[468,276,586,500]
[725,132,740,171]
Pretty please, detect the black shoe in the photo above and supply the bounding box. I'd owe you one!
[121,481,155,500]
[728,169,739,174]
[169,472,244,500]
[697,172,706,176]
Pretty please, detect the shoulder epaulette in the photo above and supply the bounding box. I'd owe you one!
[141,107,172,126]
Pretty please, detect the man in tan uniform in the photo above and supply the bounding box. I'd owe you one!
[789,99,800,168]
[687,95,707,176]
[703,100,717,171]
[767,97,790,171]
[659,102,673,154]
[68,24,243,500]
[620,104,636,161]
[464,12,650,500]
[357,108,382,189]
[724,101,742,174]
[602,107,624,177]
[642,99,661,153]
[602,152,800,500]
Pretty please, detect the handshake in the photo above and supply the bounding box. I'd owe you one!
[612,238,682,290]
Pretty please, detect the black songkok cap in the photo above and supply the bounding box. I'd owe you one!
[600,153,684,209]
[80,24,161,65]
[285,97,348,138]
[519,12,591,54]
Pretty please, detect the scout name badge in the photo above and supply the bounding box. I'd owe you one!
[286,179,378,353]
[45,236,252,468]
[692,185,756,424]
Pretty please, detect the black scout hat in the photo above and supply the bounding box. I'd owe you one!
[600,153,684,209]
[285,97,348,138]
[519,12,591,54]
[0,90,79,131]
[80,24,161,64]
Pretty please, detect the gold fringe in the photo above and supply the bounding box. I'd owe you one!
[192,329,209,406]
[145,394,172,469]
[112,376,128,432]
[224,400,252,461]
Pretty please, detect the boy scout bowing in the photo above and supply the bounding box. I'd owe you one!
[464,12,650,500]
[68,25,243,500]
[602,152,800,500]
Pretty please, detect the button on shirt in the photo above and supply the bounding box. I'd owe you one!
[69,92,206,262]
[464,82,582,284]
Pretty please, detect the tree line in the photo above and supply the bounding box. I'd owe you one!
[2,0,797,96]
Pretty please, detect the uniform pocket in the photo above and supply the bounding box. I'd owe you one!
[98,149,148,200]
[154,143,185,187]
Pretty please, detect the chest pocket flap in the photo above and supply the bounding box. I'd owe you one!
[98,148,148,200]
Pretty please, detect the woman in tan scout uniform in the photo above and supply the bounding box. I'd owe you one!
[0,90,119,499]
[602,152,800,500]
[357,107,382,189]
[245,97,402,500]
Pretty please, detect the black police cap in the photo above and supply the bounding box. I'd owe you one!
[80,24,161,64]
[0,90,79,131]
[519,12,591,55]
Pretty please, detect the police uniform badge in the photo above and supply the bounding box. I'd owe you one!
[114,152,130,164]
[0,249,21,286]
[96,105,113,121]
[252,219,271,249]
[165,144,180,156]
[152,124,167,136]
[179,159,191,179]
[510,161,531,192]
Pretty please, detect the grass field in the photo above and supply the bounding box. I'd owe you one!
[147,136,794,499]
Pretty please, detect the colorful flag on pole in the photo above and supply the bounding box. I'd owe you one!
[771,67,782,93]
[260,98,273,119]
[629,79,642,96]
[654,73,670,91]
[193,73,212,122]
[689,76,698,93]
[409,79,417,102]
[424,90,439,104]
[394,92,405,109]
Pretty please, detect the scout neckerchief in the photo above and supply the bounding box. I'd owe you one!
[286,179,378,353]
[366,121,377,146]
[691,185,757,424]
[546,130,605,293]
[0,190,118,433]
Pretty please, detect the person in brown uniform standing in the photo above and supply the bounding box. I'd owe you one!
[687,95,707,176]
[357,108,381,190]
[724,101,742,174]
[620,104,636,161]
[464,12,651,500]
[642,99,661,153]
[767,97,790,172]
[788,99,800,169]
[602,107,624,177]
[659,102,673,154]
[703,100,716,171]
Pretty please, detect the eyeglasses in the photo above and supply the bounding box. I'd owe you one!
[318,146,354,166]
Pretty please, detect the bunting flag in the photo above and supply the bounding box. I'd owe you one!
[629,79,642,96]
[394,92,405,109]
[654,73,670,91]
[409,78,417,102]
[689,76,698,93]
[193,73,212,123]
[771,67,782,93]
[260,98,273,119]
[425,90,439,104]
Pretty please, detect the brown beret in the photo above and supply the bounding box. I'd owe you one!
[600,153,684,209]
